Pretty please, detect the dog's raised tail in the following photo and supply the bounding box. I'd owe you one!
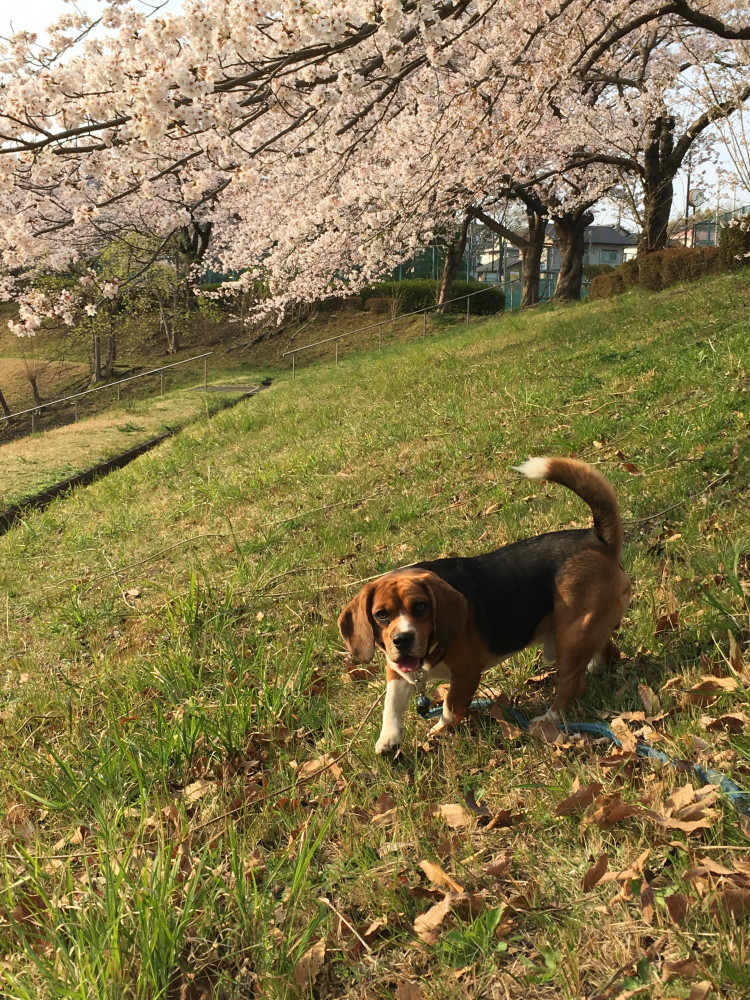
[513,456,624,557]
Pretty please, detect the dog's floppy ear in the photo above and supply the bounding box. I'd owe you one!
[421,572,468,651]
[338,583,376,662]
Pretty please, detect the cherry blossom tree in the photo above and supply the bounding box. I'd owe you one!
[1,0,749,328]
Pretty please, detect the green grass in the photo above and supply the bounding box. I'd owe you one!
[0,378,257,509]
[2,271,750,997]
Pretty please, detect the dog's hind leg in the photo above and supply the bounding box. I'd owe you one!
[547,552,630,721]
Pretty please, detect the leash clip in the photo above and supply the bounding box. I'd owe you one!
[414,667,432,717]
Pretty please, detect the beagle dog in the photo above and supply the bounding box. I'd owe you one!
[339,457,631,753]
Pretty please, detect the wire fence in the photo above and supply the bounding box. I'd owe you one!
[282,288,496,376]
[1,351,214,436]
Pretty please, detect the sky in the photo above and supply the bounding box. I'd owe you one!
[3,0,749,229]
[3,0,180,42]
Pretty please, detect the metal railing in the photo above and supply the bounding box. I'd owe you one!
[1,351,214,433]
[282,288,495,377]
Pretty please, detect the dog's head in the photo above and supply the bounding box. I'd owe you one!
[338,569,467,672]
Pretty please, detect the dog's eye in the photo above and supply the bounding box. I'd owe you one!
[411,602,428,615]
[373,609,390,623]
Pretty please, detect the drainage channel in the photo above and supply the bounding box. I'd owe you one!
[0,382,269,537]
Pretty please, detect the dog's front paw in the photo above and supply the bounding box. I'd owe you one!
[375,730,403,754]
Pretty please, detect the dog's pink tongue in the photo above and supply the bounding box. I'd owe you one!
[398,656,421,672]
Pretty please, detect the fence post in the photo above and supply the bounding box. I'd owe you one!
[466,296,470,325]
[423,311,427,338]
[117,383,121,403]
[31,411,36,433]
[160,372,164,396]
[379,324,382,350]
[335,339,339,365]
[74,398,78,422]
[204,357,208,387]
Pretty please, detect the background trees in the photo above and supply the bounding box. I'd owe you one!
[1,0,749,331]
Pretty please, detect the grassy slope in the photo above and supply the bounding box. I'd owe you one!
[1,273,750,997]
[0,380,256,509]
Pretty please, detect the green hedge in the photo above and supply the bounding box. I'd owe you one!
[360,278,504,315]
[583,263,615,281]
[590,246,722,299]
[720,220,750,271]
[197,279,269,298]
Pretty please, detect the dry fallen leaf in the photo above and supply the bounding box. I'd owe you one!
[701,712,749,733]
[662,958,699,982]
[181,778,218,805]
[588,792,642,828]
[297,754,343,780]
[556,782,604,817]
[601,848,651,884]
[464,790,492,820]
[665,893,690,924]
[583,853,609,892]
[419,860,464,893]
[395,983,424,1000]
[372,792,398,826]
[681,676,739,707]
[655,611,680,634]
[413,892,484,944]
[529,717,560,743]
[433,803,473,829]
[488,704,523,740]
[707,887,750,918]
[728,632,749,682]
[611,717,638,753]
[638,684,661,715]
[640,879,656,925]
[293,938,326,988]
[486,854,511,879]
[688,983,711,1000]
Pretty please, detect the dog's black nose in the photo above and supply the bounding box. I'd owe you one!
[392,631,414,650]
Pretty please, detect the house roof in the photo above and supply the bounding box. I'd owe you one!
[544,223,638,246]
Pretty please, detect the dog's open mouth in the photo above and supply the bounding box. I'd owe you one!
[395,655,422,672]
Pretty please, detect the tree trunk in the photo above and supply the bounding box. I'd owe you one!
[28,374,44,413]
[0,386,12,426]
[437,214,471,311]
[91,333,102,384]
[104,334,117,379]
[553,207,595,301]
[520,208,547,308]
[155,291,177,355]
[171,251,181,355]
[638,115,676,254]
[181,221,213,305]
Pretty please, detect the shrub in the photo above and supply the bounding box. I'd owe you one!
[637,251,666,292]
[621,259,640,290]
[590,270,624,299]
[583,263,615,281]
[360,278,504,315]
[366,296,395,316]
[720,218,750,271]
[452,281,505,315]
[590,246,724,300]
[360,279,436,313]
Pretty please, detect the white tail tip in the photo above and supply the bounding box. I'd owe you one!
[513,456,550,480]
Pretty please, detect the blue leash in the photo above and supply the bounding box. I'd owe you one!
[416,693,750,818]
